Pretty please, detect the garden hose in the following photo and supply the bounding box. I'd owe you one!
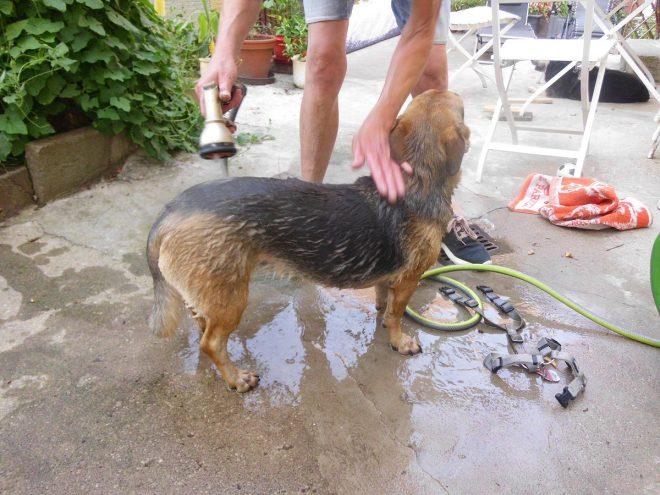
[405,264,660,349]
[406,276,482,331]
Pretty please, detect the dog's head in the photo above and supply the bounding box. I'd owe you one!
[390,90,470,188]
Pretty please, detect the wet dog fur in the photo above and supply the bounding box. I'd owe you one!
[146,90,470,392]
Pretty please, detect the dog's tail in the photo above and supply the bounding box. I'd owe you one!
[147,218,182,338]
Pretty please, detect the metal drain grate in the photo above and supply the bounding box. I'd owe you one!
[439,223,500,265]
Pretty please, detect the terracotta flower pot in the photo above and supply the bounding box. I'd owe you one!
[274,35,291,65]
[238,34,277,80]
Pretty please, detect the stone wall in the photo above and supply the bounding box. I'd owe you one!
[165,0,222,22]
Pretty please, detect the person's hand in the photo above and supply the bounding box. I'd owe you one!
[351,111,413,204]
[195,56,244,116]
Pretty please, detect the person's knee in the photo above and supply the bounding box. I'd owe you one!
[306,45,347,92]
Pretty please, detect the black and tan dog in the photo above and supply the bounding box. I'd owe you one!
[147,90,470,392]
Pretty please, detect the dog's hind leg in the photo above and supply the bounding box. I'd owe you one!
[383,274,423,356]
[199,284,259,392]
[375,282,389,313]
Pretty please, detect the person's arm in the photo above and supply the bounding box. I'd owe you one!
[195,0,262,114]
[352,0,441,203]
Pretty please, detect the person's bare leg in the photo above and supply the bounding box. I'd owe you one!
[300,20,349,183]
[411,43,448,96]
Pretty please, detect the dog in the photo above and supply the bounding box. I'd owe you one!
[545,61,649,103]
[146,90,470,392]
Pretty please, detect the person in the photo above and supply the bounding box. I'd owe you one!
[196,0,491,265]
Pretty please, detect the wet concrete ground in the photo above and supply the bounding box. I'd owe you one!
[1,36,659,494]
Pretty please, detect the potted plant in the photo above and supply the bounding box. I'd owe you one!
[237,9,277,83]
[280,12,308,88]
[548,1,570,39]
[197,0,219,75]
[528,2,552,38]
[263,0,302,65]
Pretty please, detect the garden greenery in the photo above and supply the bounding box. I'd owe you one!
[0,0,204,164]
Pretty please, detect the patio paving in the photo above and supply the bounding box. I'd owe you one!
[1,36,659,494]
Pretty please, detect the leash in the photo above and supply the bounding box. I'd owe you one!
[405,264,659,408]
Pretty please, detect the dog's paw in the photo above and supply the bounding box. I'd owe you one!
[233,370,260,393]
[391,334,422,356]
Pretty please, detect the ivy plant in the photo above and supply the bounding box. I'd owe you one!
[0,0,204,164]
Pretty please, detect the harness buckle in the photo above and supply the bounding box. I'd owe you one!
[555,387,575,408]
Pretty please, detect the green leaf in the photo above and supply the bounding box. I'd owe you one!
[26,19,64,35]
[0,134,11,161]
[0,0,13,15]
[106,8,140,34]
[52,42,69,58]
[77,0,103,8]
[132,60,159,75]
[43,0,67,12]
[17,36,43,51]
[6,20,28,40]
[35,73,66,105]
[97,107,120,120]
[71,31,93,52]
[60,84,80,98]
[109,96,130,112]
[79,16,106,36]
[0,111,29,135]
[25,74,48,97]
[26,116,55,137]
[80,45,114,63]
[79,94,99,111]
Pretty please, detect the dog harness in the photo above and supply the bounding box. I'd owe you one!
[438,285,586,408]
[439,285,525,343]
[483,337,587,408]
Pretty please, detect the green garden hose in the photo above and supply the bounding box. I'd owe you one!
[405,264,660,348]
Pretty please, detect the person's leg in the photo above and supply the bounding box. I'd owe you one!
[300,20,349,182]
[394,0,492,265]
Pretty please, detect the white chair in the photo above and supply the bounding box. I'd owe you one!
[476,0,616,181]
[448,6,521,87]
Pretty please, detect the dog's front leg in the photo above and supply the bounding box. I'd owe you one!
[383,274,422,356]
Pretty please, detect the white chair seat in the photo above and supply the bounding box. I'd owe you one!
[450,6,519,31]
[500,38,613,62]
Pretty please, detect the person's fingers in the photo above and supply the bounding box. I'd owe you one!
[392,160,406,198]
[221,87,243,114]
[401,161,413,175]
[369,157,388,198]
[351,144,365,169]
[380,156,398,204]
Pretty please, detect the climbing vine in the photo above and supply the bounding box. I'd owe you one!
[0,0,204,163]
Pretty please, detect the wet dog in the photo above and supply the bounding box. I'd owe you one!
[146,90,470,392]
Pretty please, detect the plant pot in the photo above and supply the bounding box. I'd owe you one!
[239,34,277,80]
[292,54,306,89]
[199,57,211,77]
[274,35,291,65]
[528,14,550,39]
[548,14,568,39]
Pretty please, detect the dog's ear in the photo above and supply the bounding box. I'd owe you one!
[444,122,470,175]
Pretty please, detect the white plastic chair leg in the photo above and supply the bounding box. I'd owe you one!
[574,56,607,177]
[476,97,501,183]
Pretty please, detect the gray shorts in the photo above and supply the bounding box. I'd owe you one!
[303,0,450,44]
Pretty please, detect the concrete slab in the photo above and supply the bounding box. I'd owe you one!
[1,35,659,494]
